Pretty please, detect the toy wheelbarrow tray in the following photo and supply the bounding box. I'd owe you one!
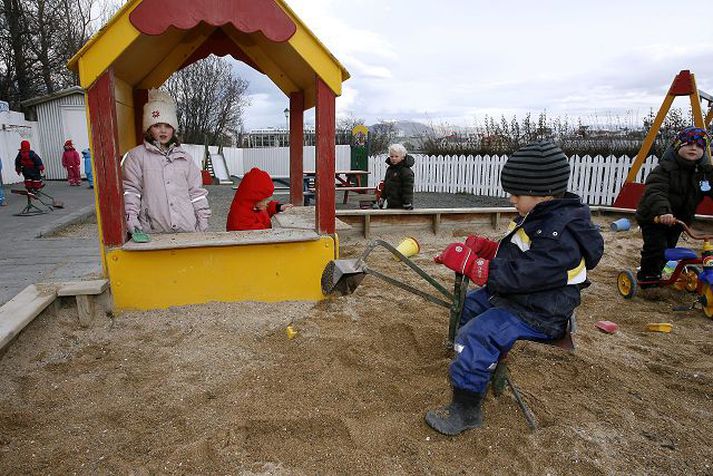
[321,239,469,344]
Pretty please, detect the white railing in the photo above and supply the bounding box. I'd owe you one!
[367,154,660,206]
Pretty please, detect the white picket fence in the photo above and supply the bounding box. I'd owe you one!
[368,154,660,206]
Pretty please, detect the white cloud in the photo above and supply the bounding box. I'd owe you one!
[240,0,713,128]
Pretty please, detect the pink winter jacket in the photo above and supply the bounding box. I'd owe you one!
[122,141,211,233]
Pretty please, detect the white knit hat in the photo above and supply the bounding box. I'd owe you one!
[143,89,178,131]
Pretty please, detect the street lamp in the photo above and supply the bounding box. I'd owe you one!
[283,107,290,146]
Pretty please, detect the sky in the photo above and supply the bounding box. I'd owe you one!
[233,0,713,130]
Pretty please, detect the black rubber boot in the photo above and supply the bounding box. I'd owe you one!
[425,387,483,436]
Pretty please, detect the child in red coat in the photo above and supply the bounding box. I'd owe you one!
[61,139,81,186]
[226,167,293,231]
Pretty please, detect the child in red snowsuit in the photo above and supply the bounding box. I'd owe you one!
[62,139,81,186]
[226,167,293,231]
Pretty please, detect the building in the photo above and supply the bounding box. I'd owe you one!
[21,86,89,180]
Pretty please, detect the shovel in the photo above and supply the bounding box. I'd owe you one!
[131,229,151,243]
[321,239,469,344]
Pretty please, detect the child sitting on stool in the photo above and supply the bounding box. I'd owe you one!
[427,140,604,436]
[14,140,45,192]
[226,167,293,231]
[635,126,712,284]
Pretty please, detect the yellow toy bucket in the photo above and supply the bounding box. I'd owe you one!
[394,237,421,261]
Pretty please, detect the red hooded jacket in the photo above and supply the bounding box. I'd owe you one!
[226,168,280,231]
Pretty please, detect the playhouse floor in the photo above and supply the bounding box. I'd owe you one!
[1,218,712,474]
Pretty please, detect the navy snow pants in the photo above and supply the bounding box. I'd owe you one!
[449,287,553,393]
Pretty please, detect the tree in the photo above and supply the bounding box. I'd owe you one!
[163,55,250,146]
[368,120,398,155]
[0,0,97,108]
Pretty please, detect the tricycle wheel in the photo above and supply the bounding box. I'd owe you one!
[702,284,713,319]
[617,270,637,299]
[673,265,701,292]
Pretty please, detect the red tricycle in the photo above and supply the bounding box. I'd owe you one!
[617,219,713,318]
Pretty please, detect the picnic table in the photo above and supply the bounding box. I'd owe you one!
[303,170,374,204]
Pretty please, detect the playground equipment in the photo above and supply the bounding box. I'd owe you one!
[11,181,64,216]
[203,144,233,185]
[617,219,713,318]
[321,238,574,431]
[66,0,350,309]
[321,238,469,345]
[613,70,713,212]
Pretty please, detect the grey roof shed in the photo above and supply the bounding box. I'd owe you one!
[22,87,89,180]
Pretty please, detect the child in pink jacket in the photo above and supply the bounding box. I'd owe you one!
[122,89,211,234]
[61,140,81,186]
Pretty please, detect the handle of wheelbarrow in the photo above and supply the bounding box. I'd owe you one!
[448,273,470,345]
[655,217,713,241]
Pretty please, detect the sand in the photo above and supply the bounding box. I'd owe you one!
[1,218,712,475]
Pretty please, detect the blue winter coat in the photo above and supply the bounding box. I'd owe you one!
[488,193,604,338]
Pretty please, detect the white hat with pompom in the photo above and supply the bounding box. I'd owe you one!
[143,88,178,132]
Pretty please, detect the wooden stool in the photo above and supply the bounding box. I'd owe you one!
[57,279,110,327]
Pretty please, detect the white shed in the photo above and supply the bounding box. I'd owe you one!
[0,104,42,185]
[21,87,89,180]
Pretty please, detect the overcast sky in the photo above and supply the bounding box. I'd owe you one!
[235,0,713,130]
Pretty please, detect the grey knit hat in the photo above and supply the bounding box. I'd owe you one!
[500,140,570,196]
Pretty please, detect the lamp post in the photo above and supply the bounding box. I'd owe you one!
[283,107,290,147]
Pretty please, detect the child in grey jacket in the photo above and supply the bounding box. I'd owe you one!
[122,89,210,234]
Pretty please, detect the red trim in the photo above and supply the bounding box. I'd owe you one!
[315,77,336,234]
[133,88,148,144]
[612,182,645,209]
[87,69,126,246]
[289,91,305,206]
[669,70,694,96]
[697,197,713,215]
[613,181,713,216]
[179,29,262,73]
[129,0,296,42]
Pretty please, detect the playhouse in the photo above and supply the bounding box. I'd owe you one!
[67,0,350,309]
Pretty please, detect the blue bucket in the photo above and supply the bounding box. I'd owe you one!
[610,218,631,231]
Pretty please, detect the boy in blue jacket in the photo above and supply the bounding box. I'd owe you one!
[426,140,604,435]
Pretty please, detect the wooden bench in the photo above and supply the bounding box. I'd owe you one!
[0,279,110,352]
[57,279,110,327]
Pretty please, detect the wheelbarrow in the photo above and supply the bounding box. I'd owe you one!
[321,239,469,345]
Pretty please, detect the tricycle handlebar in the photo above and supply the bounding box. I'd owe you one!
[672,219,713,241]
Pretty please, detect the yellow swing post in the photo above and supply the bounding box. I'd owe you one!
[613,70,711,209]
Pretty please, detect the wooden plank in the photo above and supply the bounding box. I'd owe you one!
[57,279,109,297]
[0,285,56,351]
[315,76,336,234]
[87,68,126,247]
[122,229,321,251]
[290,90,305,207]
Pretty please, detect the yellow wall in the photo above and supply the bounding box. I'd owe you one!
[107,236,337,310]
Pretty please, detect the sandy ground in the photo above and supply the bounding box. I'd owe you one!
[2,217,713,475]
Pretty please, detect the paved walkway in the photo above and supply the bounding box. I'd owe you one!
[0,180,101,306]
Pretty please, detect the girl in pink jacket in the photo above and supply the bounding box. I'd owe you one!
[122,89,211,234]
[61,140,81,186]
